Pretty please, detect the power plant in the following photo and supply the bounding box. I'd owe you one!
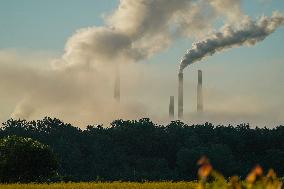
[113,66,203,119]
[197,70,203,112]
[178,73,183,119]
[174,70,203,120]
[169,96,174,119]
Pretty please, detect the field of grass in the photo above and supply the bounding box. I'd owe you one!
[0,158,282,189]
[0,182,197,189]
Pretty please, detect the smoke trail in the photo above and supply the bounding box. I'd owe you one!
[179,12,284,73]
[54,0,244,70]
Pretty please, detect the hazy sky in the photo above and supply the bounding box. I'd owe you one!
[0,0,284,127]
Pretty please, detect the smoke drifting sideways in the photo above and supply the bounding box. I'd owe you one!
[179,12,284,73]
[54,0,243,70]
[4,0,284,127]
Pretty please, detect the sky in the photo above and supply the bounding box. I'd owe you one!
[0,0,284,127]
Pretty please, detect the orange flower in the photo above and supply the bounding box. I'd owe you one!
[246,165,263,183]
[197,157,213,179]
[198,163,213,178]
[254,165,263,176]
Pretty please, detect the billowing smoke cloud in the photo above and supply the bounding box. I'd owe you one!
[179,11,284,73]
[55,0,244,70]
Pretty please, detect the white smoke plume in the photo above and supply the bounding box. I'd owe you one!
[55,0,244,70]
[179,12,284,73]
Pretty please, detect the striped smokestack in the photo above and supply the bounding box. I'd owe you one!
[169,96,174,119]
[178,73,183,119]
[114,66,120,102]
[197,70,203,112]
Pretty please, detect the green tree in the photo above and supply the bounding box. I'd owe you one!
[0,136,58,183]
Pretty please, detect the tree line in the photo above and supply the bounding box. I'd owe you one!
[0,117,284,182]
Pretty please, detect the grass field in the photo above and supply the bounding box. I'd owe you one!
[0,159,282,189]
[0,182,197,189]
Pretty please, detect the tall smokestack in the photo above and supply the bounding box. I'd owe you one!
[197,70,203,112]
[178,73,183,119]
[169,96,174,119]
[114,66,120,102]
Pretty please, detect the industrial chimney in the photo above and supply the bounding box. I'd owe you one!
[114,66,120,102]
[178,73,183,119]
[197,70,203,112]
[169,96,174,119]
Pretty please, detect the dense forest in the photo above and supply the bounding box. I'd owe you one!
[1,117,284,181]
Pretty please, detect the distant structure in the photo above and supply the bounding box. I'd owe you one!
[114,67,120,102]
[178,73,183,119]
[169,96,174,119]
[197,70,203,112]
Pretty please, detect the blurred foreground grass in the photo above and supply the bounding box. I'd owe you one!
[0,182,197,189]
[0,157,282,189]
